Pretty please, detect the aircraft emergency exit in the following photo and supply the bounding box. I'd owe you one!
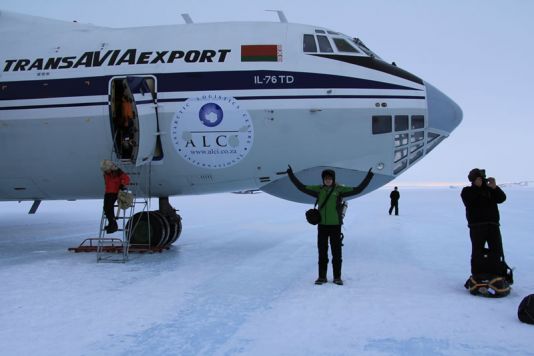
[0,10,462,242]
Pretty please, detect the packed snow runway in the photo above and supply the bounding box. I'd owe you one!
[1,188,533,355]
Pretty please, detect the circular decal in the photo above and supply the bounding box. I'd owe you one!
[171,95,254,169]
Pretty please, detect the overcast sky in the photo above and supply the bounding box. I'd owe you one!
[2,0,533,184]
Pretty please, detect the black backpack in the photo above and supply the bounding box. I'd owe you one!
[464,274,510,298]
[477,248,514,285]
[518,294,534,325]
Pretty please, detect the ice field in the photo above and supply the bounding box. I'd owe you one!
[1,187,533,355]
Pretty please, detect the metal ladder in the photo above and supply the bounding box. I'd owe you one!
[96,161,151,263]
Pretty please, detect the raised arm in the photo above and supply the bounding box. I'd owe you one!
[286,165,319,198]
[340,168,374,198]
[487,178,506,204]
[491,186,506,204]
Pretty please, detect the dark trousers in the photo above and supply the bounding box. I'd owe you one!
[317,225,343,279]
[469,223,504,275]
[103,193,118,224]
[389,201,398,215]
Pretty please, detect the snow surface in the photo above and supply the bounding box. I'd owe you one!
[1,188,533,355]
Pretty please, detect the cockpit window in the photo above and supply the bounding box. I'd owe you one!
[303,34,318,53]
[352,38,381,59]
[333,38,360,53]
[317,35,334,53]
[302,33,373,56]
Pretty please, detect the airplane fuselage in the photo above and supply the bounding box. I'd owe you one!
[0,12,462,203]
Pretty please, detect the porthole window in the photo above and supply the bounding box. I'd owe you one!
[372,115,392,134]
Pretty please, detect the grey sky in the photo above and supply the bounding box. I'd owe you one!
[2,0,533,183]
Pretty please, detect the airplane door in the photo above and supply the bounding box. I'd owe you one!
[110,76,159,166]
[126,77,159,166]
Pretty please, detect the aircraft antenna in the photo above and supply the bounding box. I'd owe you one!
[181,13,193,24]
[266,10,288,23]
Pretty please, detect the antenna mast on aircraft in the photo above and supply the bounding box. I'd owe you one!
[266,10,287,23]
[181,13,193,24]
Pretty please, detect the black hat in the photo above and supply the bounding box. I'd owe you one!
[468,168,484,182]
[321,169,335,182]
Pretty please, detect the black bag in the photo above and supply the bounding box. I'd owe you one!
[305,209,321,225]
[305,187,335,225]
[518,294,534,324]
[477,248,514,285]
[502,260,514,285]
[464,274,510,298]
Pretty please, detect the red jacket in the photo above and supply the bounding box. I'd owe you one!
[104,171,130,193]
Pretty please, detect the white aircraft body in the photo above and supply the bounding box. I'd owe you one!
[0,11,462,228]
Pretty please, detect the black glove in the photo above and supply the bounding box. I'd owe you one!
[286,165,293,175]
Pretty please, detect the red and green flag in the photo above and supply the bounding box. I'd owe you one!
[241,45,282,62]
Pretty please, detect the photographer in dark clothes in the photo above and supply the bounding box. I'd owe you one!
[461,168,507,279]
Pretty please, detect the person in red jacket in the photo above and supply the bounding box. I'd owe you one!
[101,160,130,233]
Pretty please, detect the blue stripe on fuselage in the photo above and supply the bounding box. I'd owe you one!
[0,70,422,102]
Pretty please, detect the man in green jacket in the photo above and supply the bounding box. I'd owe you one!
[287,166,374,285]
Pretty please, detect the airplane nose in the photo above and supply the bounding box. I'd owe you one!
[425,81,463,134]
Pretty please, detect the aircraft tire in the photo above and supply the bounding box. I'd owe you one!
[126,211,170,247]
[165,213,182,245]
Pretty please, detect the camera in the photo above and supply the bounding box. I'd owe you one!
[479,169,489,185]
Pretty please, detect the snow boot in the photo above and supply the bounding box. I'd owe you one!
[106,221,118,234]
[315,277,327,285]
[333,278,344,286]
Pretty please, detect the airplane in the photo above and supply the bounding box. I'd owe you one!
[0,10,462,245]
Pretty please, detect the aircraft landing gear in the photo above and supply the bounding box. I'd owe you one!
[125,197,182,247]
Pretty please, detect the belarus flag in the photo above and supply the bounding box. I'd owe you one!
[241,45,282,62]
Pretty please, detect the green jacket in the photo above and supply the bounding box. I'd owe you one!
[288,169,374,225]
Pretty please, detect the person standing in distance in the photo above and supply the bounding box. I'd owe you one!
[389,186,400,215]
[286,166,374,285]
[461,168,506,279]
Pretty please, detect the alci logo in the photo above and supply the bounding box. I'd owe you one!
[198,103,223,127]
[171,95,254,169]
